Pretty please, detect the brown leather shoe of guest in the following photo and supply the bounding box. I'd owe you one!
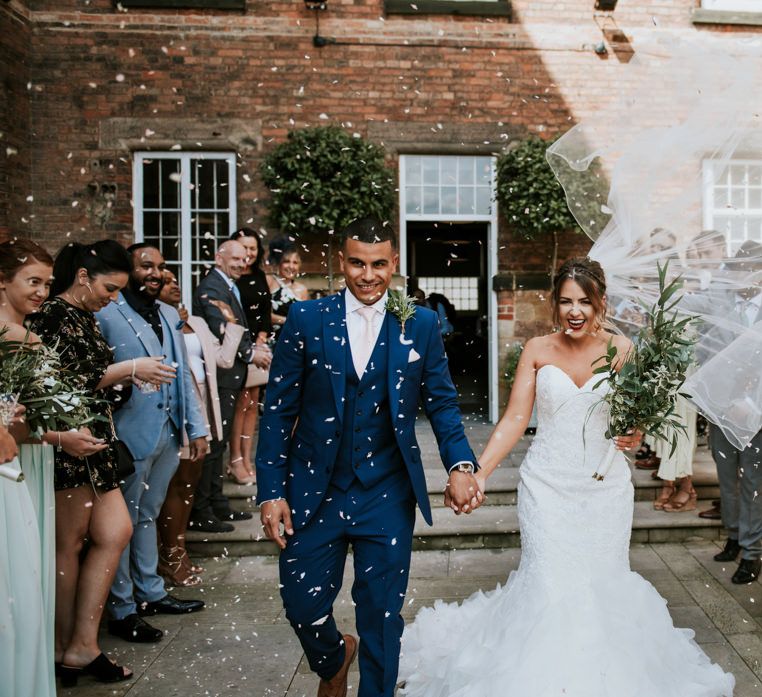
[699,504,722,520]
[317,634,358,697]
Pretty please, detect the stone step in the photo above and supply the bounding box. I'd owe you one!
[187,499,723,557]
[222,448,721,511]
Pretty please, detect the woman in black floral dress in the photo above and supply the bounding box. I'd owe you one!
[30,240,174,685]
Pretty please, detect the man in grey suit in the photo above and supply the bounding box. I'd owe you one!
[97,244,209,643]
[704,241,762,584]
[190,240,272,532]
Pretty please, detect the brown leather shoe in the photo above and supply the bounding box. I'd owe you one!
[699,504,722,520]
[317,634,358,697]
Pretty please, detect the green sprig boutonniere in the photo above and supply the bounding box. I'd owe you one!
[386,289,416,341]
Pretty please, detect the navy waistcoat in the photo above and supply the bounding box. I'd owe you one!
[331,314,405,491]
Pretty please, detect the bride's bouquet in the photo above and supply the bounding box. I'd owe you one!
[591,263,697,480]
[0,328,105,439]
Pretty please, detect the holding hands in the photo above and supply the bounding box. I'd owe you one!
[251,343,272,370]
[444,468,485,515]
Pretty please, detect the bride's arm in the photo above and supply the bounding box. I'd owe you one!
[477,338,539,482]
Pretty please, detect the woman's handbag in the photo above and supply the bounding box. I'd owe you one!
[246,362,269,388]
[109,414,135,480]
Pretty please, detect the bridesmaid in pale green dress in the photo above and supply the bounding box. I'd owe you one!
[0,240,105,693]
[0,239,58,697]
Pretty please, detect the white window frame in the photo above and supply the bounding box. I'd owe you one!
[701,0,762,11]
[702,158,762,255]
[132,151,237,308]
[399,154,500,423]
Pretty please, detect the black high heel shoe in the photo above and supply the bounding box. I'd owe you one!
[59,653,132,687]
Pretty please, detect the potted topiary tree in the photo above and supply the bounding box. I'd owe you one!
[496,136,582,279]
[261,126,396,290]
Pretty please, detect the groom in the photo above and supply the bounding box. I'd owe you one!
[255,218,481,697]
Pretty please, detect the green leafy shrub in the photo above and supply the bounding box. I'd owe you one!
[261,126,395,287]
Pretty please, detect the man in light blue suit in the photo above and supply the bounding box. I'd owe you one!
[96,244,209,643]
[256,219,482,697]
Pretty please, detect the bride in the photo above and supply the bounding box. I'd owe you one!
[399,257,734,697]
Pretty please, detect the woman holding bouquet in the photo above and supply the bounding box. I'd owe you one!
[399,257,734,697]
[29,240,174,687]
[0,238,65,697]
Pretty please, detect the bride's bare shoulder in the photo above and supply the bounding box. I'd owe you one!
[523,333,558,356]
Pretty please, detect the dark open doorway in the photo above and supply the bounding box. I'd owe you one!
[406,221,489,418]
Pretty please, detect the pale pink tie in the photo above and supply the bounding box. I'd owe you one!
[353,306,377,378]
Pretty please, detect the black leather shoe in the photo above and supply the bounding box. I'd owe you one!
[214,509,253,522]
[188,516,234,533]
[107,613,163,643]
[732,559,761,584]
[138,594,205,616]
[714,538,742,562]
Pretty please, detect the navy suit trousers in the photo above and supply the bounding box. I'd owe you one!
[279,472,415,697]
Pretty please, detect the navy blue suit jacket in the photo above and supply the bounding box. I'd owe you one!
[255,290,476,528]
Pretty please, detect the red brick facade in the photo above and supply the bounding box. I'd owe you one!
[1,0,760,409]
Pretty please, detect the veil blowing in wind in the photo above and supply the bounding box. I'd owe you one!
[547,36,762,451]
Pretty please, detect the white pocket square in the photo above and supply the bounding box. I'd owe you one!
[408,348,421,363]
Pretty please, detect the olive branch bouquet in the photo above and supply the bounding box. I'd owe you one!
[0,328,105,437]
[591,262,697,480]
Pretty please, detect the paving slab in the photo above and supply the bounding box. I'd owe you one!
[65,539,762,697]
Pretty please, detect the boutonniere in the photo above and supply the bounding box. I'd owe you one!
[385,289,416,345]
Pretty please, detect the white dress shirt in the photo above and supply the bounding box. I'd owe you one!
[345,289,387,375]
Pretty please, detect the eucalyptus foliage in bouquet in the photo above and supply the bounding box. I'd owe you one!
[0,329,104,437]
[591,262,697,480]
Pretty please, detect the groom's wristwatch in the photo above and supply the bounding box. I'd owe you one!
[454,462,475,474]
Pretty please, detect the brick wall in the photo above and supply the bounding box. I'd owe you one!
[0,1,32,241]
[5,0,762,410]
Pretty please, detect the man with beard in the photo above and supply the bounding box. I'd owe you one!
[190,240,272,532]
[97,243,209,643]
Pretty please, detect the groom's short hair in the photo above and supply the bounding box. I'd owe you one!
[340,218,397,249]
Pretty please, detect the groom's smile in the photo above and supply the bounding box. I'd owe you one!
[339,237,399,306]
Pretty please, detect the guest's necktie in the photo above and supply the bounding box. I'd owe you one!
[231,282,242,308]
[353,306,377,378]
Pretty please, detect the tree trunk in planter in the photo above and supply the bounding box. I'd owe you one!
[550,228,559,283]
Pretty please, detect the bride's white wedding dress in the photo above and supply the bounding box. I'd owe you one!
[399,364,734,697]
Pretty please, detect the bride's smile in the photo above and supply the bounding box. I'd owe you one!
[556,278,602,337]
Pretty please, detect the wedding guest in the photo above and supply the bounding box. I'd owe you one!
[31,240,163,685]
[652,395,698,512]
[156,270,245,586]
[0,241,58,695]
[427,292,456,337]
[708,241,762,583]
[268,240,308,344]
[190,240,270,532]
[228,228,273,484]
[96,243,208,643]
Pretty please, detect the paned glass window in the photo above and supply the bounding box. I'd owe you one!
[417,276,480,312]
[704,160,762,253]
[403,156,493,217]
[133,152,237,306]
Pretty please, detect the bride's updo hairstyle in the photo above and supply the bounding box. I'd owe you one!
[550,257,607,329]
